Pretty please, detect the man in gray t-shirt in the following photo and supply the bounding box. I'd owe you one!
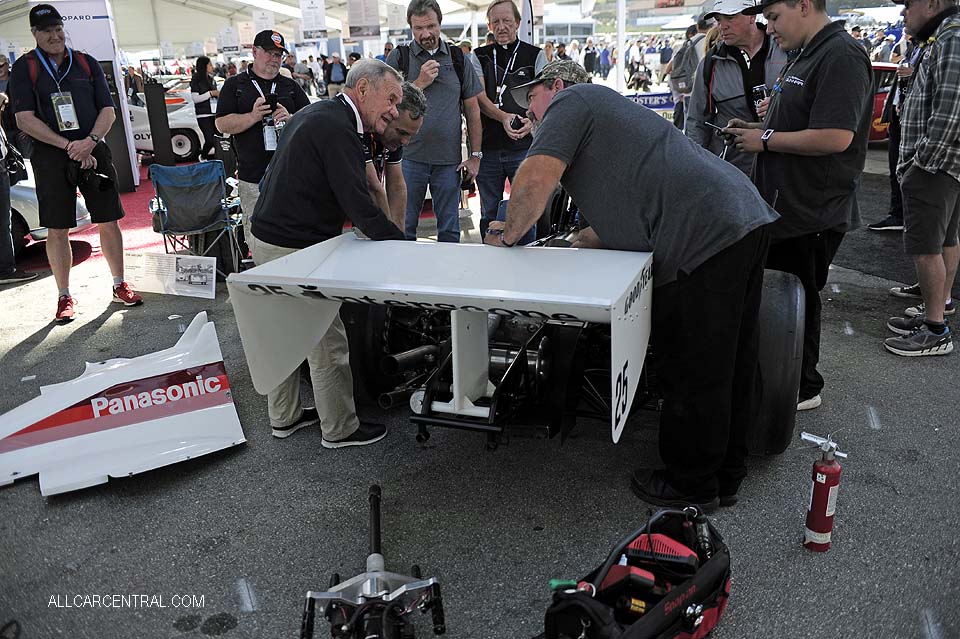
[386,0,483,242]
[488,61,779,513]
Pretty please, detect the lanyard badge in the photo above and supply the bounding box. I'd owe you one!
[36,48,79,132]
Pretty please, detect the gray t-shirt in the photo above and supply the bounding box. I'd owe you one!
[528,84,779,286]
[386,40,483,165]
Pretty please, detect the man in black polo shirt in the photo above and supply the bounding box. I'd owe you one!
[473,0,546,235]
[12,4,143,323]
[248,60,405,449]
[214,30,309,257]
[725,0,872,411]
[362,82,427,230]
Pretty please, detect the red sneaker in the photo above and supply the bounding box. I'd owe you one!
[55,295,76,323]
[112,282,143,306]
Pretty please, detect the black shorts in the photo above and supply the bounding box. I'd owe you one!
[902,165,960,255]
[32,141,125,229]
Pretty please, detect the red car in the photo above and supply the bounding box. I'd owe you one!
[870,61,899,141]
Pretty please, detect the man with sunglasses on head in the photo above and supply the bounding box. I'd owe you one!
[215,30,309,256]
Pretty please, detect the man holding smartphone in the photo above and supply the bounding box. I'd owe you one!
[215,30,309,257]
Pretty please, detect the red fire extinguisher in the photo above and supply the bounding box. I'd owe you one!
[800,432,848,552]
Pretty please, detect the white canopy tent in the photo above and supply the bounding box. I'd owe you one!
[0,0,470,59]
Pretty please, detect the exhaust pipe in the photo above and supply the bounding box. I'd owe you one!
[378,388,416,410]
[381,345,438,375]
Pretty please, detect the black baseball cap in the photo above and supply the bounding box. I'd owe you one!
[743,0,788,14]
[30,4,63,29]
[253,30,287,52]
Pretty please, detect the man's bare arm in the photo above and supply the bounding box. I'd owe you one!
[384,163,406,230]
[365,163,393,227]
[503,155,568,245]
[16,111,70,149]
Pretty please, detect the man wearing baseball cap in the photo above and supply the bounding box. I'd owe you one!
[724,0,872,409]
[11,3,144,322]
[496,61,780,513]
[215,30,309,257]
[684,0,787,176]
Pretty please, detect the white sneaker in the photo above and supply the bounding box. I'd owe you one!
[797,395,822,411]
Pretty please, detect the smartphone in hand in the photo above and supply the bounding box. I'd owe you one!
[266,93,279,111]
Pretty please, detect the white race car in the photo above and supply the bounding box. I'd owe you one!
[127,99,207,162]
[11,161,92,256]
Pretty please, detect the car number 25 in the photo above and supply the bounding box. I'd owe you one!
[614,359,629,427]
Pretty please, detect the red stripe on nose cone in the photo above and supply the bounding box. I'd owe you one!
[1,363,231,449]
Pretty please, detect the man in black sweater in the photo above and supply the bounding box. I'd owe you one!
[249,59,406,449]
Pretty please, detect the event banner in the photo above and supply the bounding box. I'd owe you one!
[252,9,275,33]
[219,26,240,54]
[124,252,217,300]
[347,0,381,39]
[387,3,406,37]
[300,0,328,40]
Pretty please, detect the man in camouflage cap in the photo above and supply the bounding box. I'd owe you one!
[487,58,780,514]
[509,60,591,115]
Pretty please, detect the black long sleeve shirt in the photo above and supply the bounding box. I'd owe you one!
[250,97,405,249]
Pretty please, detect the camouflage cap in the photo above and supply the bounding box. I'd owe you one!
[510,60,591,109]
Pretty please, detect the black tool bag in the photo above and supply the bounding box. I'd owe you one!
[539,509,731,639]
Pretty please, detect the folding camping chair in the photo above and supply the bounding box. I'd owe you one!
[149,160,243,279]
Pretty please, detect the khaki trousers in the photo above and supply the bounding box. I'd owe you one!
[238,180,261,259]
[250,238,360,440]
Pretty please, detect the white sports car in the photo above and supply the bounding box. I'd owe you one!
[127,100,206,162]
[11,161,92,256]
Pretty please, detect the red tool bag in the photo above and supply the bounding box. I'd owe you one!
[539,508,731,639]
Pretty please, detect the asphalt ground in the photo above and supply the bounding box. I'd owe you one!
[1,148,959,639]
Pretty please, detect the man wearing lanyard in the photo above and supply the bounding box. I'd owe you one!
[473,0,547,236]
[11,4,142,323]
[215,30,309,257]
[724,0,873,410]
[249,60,406,447]
[385,0,484,243]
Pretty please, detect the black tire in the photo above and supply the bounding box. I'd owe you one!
[11,211,29,256]
[170,129,200,162]
[341,304,401,406]
[750,269,806,455]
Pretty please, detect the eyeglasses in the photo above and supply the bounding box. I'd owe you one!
[256,47,284,59]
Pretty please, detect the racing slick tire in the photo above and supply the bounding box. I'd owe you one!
[342,304,401,407]
[750,269,806,455]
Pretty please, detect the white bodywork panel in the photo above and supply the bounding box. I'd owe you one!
[0,313,246,496]
[227,235,653,443]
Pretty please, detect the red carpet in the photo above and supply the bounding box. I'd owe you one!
[17,162,473,271]
[19,164,161,271]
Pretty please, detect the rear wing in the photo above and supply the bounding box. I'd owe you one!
[226,235,653,443]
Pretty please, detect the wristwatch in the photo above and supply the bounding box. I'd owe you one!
[761,129,774,152]
[89,133,101,144]
[470,151,483,160]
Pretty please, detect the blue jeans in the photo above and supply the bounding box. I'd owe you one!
[0,170,13,276]
[477,148,528,236]
[402,159,461,243]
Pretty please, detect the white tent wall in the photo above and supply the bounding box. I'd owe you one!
[0,0,300,58]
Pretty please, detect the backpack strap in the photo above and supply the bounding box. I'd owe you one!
[701,44,719,118]
[398,44,411,79]
[449,44,465,88]
[397,43,464,87]
[74,51,92,78]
